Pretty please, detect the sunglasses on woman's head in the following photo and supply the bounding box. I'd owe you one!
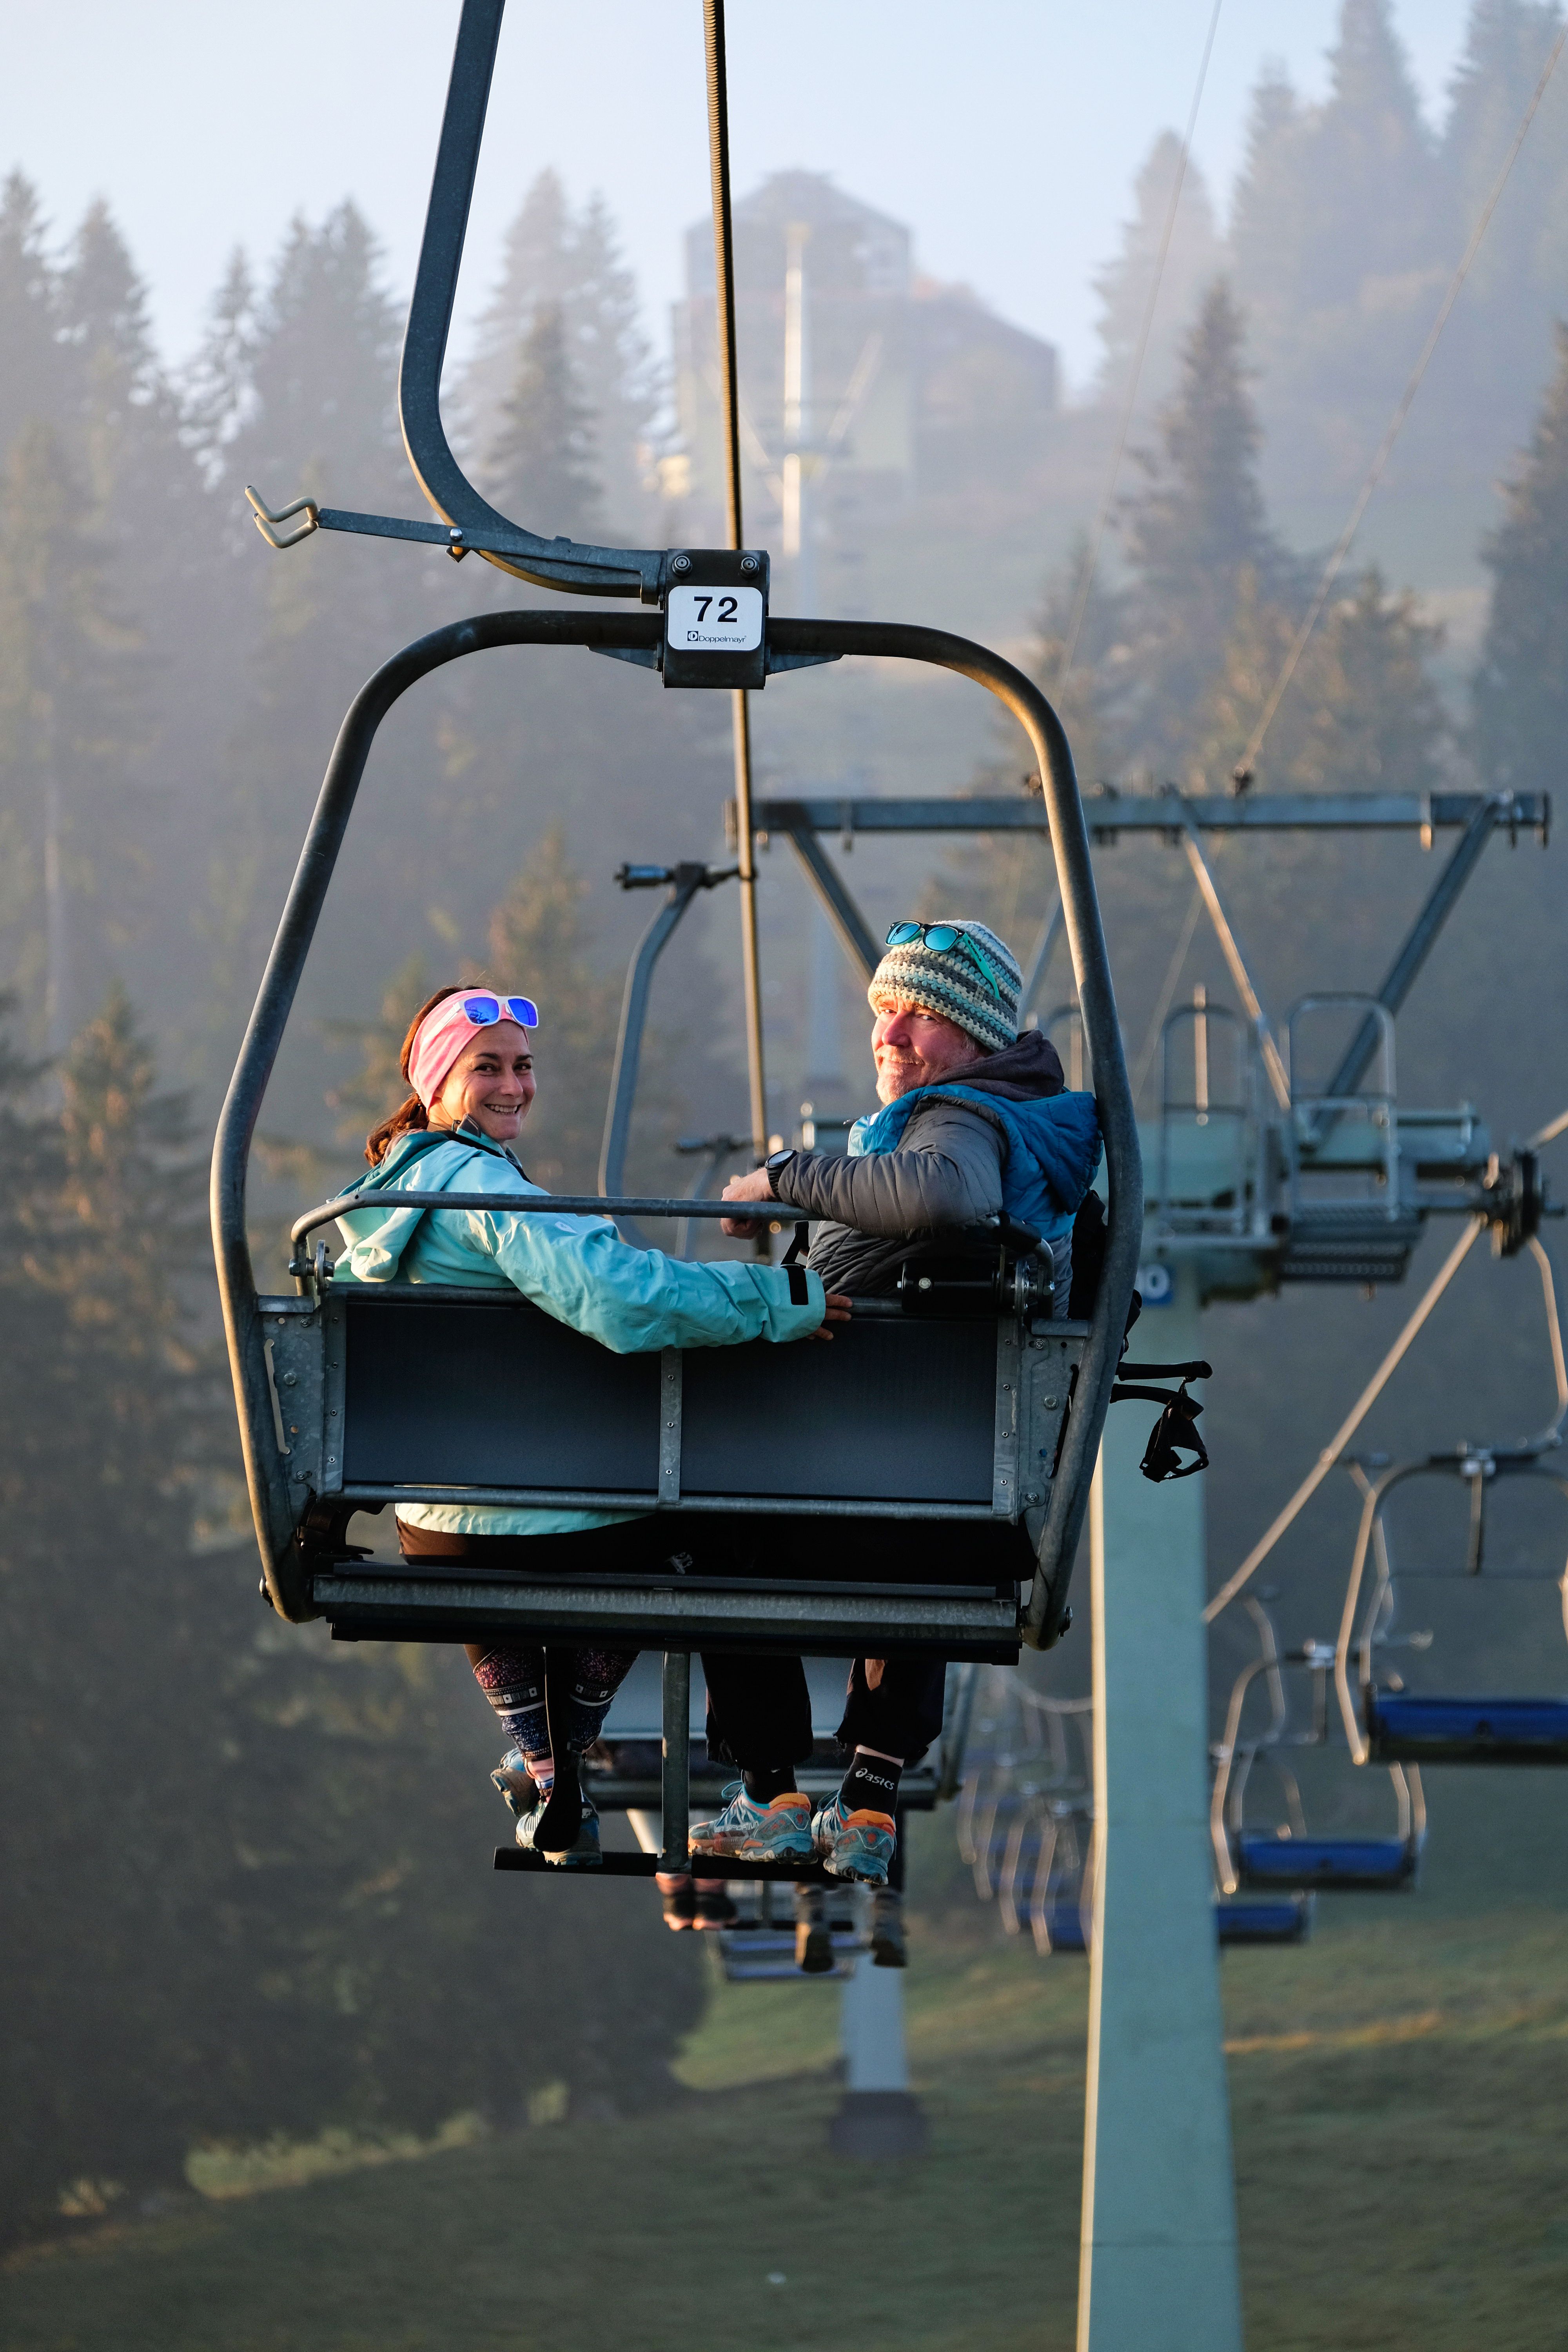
[884,922,1002,1001]
[459,992,539,1030]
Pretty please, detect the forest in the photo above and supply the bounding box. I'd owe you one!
[3,0,1567,2247]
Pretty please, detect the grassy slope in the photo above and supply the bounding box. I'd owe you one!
[8,1818,1568,2352]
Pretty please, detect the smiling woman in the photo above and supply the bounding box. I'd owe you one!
[335,983,846,1872]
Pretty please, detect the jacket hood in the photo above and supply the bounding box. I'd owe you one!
[851,1070,1101,1225]
[955,1026,1064,1101]
[333,1127,523,1281]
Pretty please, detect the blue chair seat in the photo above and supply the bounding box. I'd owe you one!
[1367,1691,1568,1764]
[1217,1895,1314,1945]
[1236,1833,1416,1890]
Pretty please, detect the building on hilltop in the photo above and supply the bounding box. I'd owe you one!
[670,171,1057,606]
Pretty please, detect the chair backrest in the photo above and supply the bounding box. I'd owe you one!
[263,1281,1083,1524]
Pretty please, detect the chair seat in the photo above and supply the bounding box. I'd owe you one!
[1236,1833,1417,1890]
[1367,1691,1568,1764]
[1216,1895,1314,1945]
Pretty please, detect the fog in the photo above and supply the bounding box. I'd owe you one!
[3,0,1566,2325]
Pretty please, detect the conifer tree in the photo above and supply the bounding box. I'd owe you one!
[486,303,604,543]
[0,172,65,458]
[1428,0,1568,456]
[323,949,433,1149]
[484,826,621,1189]
[1473,322,1568,794]
[0,421,144,1048]
[463,170,655,534]
[1117,283,1294,775]
[1093,134,1226,418]
[1193,566,1448,793]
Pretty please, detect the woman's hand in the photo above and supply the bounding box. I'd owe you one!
[719,1165,776,1238]
[807,1292,853,1343]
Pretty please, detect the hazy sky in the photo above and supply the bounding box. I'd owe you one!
[5,1,1475,392]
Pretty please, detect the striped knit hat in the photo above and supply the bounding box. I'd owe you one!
[867,919,1022,1055]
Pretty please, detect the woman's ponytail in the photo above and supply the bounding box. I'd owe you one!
[364,984,467,1165]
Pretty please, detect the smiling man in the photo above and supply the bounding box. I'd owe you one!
[695,918,1103,1892]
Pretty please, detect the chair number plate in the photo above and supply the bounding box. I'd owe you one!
[666,583,764,652]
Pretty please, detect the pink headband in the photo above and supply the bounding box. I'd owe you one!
[407,992,537,1109]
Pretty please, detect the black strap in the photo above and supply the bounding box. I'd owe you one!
[1136,1381,1209,1483]
[784,1220,811,1303]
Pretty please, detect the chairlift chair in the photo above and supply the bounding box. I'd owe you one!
[211,0,1141,1890]
[1336,1448,1568,1767]
[1212,1599,1424,1894]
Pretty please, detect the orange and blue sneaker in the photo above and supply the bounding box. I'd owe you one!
[690,1782,815,1863]
[813,1791,897,1885]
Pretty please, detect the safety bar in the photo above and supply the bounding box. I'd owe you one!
[295,1189,842,1249]
[212,611,1139,1632]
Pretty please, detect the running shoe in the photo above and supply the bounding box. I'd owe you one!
[690,1783,814,1864]
[813,1791,897,1886]
[490,1746,540,1819]
[515,1790,602,1868]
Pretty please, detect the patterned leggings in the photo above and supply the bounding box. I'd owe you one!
[469,1644,639,1768]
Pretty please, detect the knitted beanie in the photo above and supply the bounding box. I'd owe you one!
[867,918,1022,1054]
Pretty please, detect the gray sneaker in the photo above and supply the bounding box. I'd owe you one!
[516,1791,602,1868]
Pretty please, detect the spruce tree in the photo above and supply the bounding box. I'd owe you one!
[1117,283,1293,775]
[1474,323,1568,794]
[0,421,144,1048]
[1093,134,1226,419]
[461,166,575,453]
[463,170,655,535]
[1428,0,1568,457]
[485,826,622,1189]
[0,172,65,459]
[1229,2,1440,503]
[486,303,604,543]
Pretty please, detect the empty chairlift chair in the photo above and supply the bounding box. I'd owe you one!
[1336,1446,1568,1768]
[1213,1598,1424,1896]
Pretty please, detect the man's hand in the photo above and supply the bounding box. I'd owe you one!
[720,1164,777,1238]
[808,1292,853,1343]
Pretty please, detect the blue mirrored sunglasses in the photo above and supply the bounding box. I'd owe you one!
[883,922,1002,1000]
[461,992,539,1030]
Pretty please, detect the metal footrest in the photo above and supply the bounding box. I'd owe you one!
[715,1929,860,1982]
[320,1567,1022,1657]
[1367,1691,1568,1765]
[494,1847,840,1882]
[1276,1209,1421,1286]
[1236,1833,1418,1891]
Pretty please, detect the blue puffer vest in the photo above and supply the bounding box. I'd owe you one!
[848,1083,1102,1243]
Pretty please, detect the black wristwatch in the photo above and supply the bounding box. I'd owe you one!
[764,1147,796,1188]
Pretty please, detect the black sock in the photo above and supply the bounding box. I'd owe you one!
[742,1764,799,1803]
[840,1751,902,1815]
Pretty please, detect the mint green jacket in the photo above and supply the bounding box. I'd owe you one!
[332,1126,824,1537]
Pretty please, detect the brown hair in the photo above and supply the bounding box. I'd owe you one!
[364,984,466,1165]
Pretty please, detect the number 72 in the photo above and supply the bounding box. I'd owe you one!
[693,595,739,624]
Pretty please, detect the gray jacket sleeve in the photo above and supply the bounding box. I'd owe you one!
[772,1100,1004,1235]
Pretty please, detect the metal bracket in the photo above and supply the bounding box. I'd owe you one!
[659,1348,683,1504]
